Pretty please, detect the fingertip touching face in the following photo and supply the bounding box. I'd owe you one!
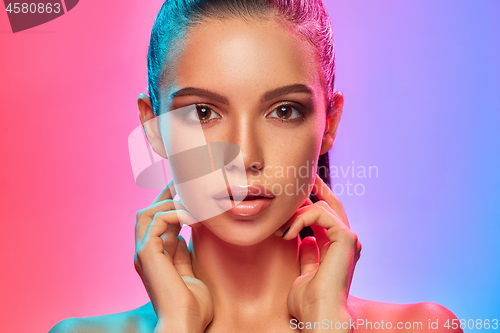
[156,15,333,245]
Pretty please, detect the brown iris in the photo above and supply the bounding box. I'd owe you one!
[277,105,293,119]
[196,105,212,121]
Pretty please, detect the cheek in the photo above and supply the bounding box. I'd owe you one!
[263,124,323,199]
[285,133,321,168]
[275,120,324,166]
[289,133,320,191]
[265,111,325,157]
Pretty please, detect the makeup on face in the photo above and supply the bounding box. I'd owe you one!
[151,17,327,242]
[213,184,275,218]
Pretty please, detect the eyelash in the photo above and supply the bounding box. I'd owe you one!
[190,104,221,123]
[190,103,307,124]
[268,103,306,123]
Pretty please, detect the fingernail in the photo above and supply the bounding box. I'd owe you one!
[281,227,290,239]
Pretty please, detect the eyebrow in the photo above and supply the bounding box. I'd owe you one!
[170,83,312,105]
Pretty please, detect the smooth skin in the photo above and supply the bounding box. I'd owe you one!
[50,15,462,333]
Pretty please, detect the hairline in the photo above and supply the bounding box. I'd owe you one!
[155,11,330,116]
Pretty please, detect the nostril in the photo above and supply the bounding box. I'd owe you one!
[249,161,264,172]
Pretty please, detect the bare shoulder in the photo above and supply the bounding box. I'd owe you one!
[347,295,462,333]
[48,303,157,333]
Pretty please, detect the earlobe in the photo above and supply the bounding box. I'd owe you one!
[137,94,168,159]
[319,133,334,155]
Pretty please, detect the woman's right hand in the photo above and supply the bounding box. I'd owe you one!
[134,180,214,333]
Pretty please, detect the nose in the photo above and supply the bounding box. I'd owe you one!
[222,117,264,177]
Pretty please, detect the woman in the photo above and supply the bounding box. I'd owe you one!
[50,0,462,332]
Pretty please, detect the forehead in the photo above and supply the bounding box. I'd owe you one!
[161,16,323,107]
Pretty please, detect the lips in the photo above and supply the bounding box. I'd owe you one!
[213,184,275,201]
[213,184,275,217]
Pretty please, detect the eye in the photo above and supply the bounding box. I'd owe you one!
[267,104,304,121]
[186,104,221,123]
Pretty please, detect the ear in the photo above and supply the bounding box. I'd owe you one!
[137,94,168,159]
[320,91,344,155]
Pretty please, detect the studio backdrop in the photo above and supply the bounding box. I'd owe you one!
[0,1,498,332]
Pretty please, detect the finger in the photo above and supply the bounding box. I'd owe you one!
[136,199,188,246]
[139,210,194,270]
[301,198,313,208]
[312,174,350,227]
[152,179,177,205]
[274,198,313,237]
[173,236,195,278]
[282,193,360,298]
[316,232,358,294]
[275,198,324,238]
[282,206,347,242]
[299,236,320,276]
[319,242,331,262]
[300,200,340,261]
[136,241,191,318]
[308,201,335,256]
[283,200,339,238]
[309,223,328,261]
[162,223,182,258]
[282,205,358,292]
[142,210,193,245]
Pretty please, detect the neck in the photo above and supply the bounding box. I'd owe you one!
[190,225,300,326]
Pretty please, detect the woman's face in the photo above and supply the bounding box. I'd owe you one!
[159,16,333,246]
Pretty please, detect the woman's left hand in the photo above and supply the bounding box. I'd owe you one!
[282,174,361,328]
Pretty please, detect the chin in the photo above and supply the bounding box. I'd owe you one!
[215,231,273,247]
[202,214,279,247]
[201,198,301,246]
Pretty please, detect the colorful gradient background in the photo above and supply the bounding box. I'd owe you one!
[1,1,499,332]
